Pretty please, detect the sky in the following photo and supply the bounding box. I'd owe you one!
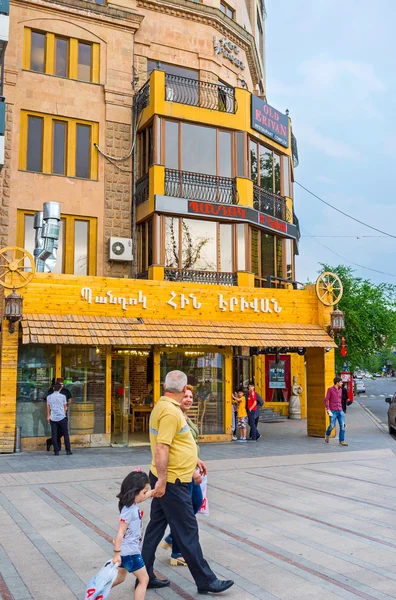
[265,0,396,285]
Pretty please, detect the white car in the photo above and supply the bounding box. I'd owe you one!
[355,380,366,394]
[385,394,396,434]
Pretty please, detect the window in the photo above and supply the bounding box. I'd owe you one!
[147,60,198,80]
[55,37,68,77]
[250,139,282,194]
[163,121,234,177]
[220,1,235,19]
[17,210,97,275]
[137,219,153,274]
[30,31,45,72]
[250,229,292,287]
[78,42,92,81]
[256,8,264,59]
[24,28,100,83]
[20,111,98,179]
[164,217,235,273]
[137,125,153,178]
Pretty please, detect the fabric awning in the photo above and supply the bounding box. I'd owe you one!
[21,314,336,348]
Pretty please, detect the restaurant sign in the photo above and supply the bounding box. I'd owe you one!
[155,196,298,241]
[251,95,289,148]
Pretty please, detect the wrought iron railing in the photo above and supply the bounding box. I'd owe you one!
[136,271,148,279]
[165,74,237,114]
[254,276,303,290]
[135,173,149,205]
[253,185,291,221]
[165,169,237,204]
[291,131,299,168]
[135,79,150,116]
[165,269,237,286]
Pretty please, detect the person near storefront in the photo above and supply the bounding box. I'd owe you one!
[141,370,234,594]
[234,388,247,442]
[247,382,263,441]
[45,378,73,451]
[46,383,73,455]
[324,377,348,447]
[161,384,204,566]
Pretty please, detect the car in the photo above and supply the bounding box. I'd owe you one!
[373,372,382,378]
[385,394,396,434]
[355,380,366,394]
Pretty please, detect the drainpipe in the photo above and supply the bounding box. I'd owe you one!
[34,202,61,272]
[33,211,45,272]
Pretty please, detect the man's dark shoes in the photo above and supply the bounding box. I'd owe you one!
[198,579,234,594]
[66,451,73,455]
[141,577,170,589]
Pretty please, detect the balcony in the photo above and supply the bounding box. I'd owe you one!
[165,74,237,114]
[165,268,237,286]
[135,79,150,117]
[253,185,291,222]
[165,169,238,205]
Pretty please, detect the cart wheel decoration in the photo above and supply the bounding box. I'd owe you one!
[0,246,35,289]
[315,272,343,306]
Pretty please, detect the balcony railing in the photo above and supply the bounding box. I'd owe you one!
[135,79,150,116]
[165,74,237,114]
[165,169,237,204]
[254,276,304,290]
[165,268,237,286]
[253,185,291,222]
[135,173,149,205]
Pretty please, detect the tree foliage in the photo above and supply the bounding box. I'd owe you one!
[320,264,396,372]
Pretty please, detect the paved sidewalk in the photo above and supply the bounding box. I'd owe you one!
[1,402,396,599]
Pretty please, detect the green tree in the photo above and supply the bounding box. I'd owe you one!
[320,264,396,372]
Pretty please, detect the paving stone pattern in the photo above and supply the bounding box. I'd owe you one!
[0,402,396,599]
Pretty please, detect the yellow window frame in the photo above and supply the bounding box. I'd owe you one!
[19,110,99,180]
[23,27,100,83]
[16,210,98,276]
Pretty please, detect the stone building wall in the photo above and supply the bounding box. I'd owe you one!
[0,104,12,249]
[104,121,133,277]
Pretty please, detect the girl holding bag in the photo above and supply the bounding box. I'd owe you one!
[161,384,204,566]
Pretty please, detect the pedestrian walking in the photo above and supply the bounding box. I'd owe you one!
[45,378,73,452]
[324,377,348,446]
[46,383,73,455]
[141,370,234,594]
[234,388,247,442]
[110,470,152,600]
[247,382,263,440]
[161,384,204,566]
[341,382,349,413]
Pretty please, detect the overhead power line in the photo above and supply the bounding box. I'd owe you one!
[295,181,396,240]
[301,225,396,278]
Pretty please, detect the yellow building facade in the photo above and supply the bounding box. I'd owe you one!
[0,0,336,452]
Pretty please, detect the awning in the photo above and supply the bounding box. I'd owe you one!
[21,314,336,348]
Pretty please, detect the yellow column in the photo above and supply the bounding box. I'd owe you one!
[148,265,164,281]
[237,272,255,287]
[236,177,254,208]
[224,349,233,438]
[105,347,112,435]
[0,325,19,453]
[290,353,307,419]
[306,347,335,437]
[151,70,166,116]
[149,164,165,213]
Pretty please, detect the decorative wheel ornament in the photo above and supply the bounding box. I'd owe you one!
[315,272,343,306]
[0,246,35,289]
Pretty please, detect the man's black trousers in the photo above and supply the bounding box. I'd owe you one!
[248,409,259,440]
[50,418,71,453]
[142,472,216,588]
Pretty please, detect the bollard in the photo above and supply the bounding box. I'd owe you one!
[15,426,21,453]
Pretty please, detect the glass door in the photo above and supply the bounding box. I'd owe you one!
[111,357,130,446]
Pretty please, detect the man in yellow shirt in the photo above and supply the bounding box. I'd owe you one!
[141,370,234,595]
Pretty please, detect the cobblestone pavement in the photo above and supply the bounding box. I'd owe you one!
[1,402,396,599]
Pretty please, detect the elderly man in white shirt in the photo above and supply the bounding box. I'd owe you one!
[46,383,73,456]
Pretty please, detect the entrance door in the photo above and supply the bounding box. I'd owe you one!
[111,357,130,446]
[265,355,291,402]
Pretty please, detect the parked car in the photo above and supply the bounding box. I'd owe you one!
[355,380,366,394]
[373,372,382,378]
[385,394,396,434]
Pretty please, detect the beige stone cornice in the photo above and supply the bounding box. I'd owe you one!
[11,0,144,31]
[136,0,263,86]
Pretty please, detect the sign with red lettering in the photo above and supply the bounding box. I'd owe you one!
[251,96,289,148]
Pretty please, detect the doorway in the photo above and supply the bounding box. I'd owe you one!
[265,355,291,402]
[111,357,130,446]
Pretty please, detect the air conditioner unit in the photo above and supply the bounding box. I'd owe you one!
[109,237,133,261]
[166,86,175,101]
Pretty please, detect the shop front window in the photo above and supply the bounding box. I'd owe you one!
[160,351,224,435]
[62,347,106,435]
[17,344,56,438]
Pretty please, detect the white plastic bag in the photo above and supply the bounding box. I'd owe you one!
[85,560,119,600]
[198,474,209,516]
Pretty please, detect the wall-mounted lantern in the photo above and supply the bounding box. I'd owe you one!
[4,289,23,333]
[328,308,345,338]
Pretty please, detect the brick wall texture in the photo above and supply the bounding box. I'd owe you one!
[104,121,133,277]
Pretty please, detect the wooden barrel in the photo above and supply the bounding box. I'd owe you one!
[69,402,95,435]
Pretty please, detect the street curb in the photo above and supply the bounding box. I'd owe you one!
[356,400,387,434]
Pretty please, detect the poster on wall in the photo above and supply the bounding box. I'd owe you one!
[269,361,286,389]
